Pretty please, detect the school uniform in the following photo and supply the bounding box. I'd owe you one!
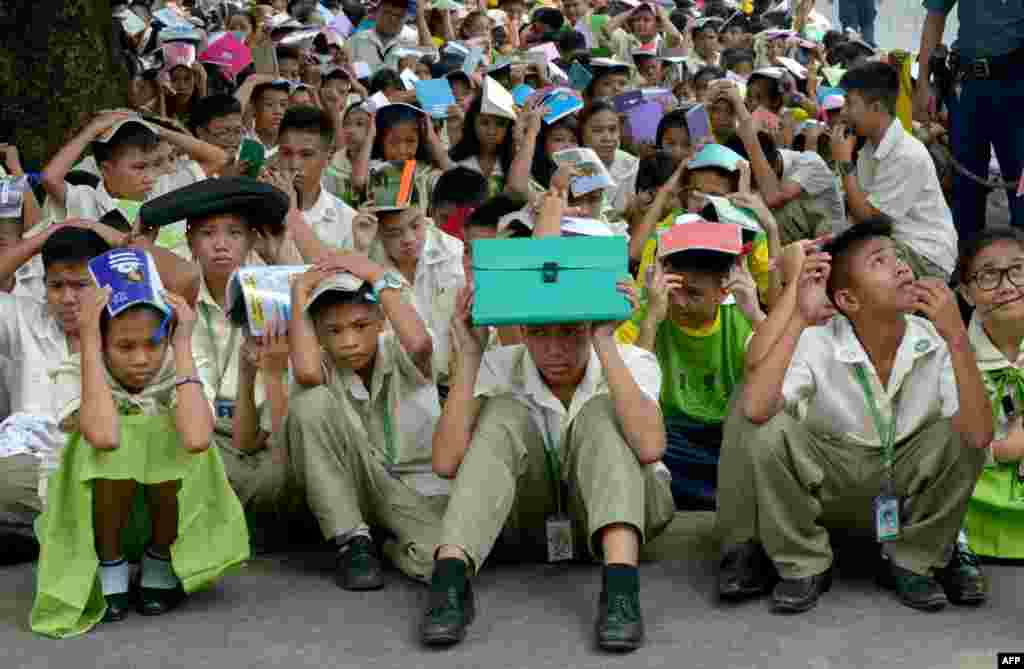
[778,148,846,241]
[717,314,987,579]
[437,343,675,572]
[0,260,46,421]
[606,149,639,220]
[323,151,359,207]
[280,331,447,583]
[31,352,248,638]
[276,187,359,264]
[964,314,1024,558]
[455,156,505,197]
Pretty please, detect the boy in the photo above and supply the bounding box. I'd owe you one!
[190,94,245,166]
[830,62,957,280]
[420,255,675,650]
[345,0,425,69]
[721,47,755,79]
[722,220,989,613]
[246,79,292,156]
[39,112,227,257]
[635,222,764,510]
[281,257,444,589]
[0,222,197,565]
[430,166,490,241]
[688,18,723,70]
[599,3,684,65]
[272,105,359,254]
[276,46,302,82]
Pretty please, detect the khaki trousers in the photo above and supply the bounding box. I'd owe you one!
[718,406,986,579]
[439,395,675,574]
[0,453,42,537]
[282,386,444,583]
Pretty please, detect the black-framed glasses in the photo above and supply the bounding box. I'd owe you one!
[969,264,1024,291]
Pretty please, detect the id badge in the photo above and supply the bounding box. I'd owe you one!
[214,398,236,420]
[545,514,574,563]
[873,494,901,542]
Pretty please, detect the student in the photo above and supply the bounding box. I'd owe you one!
[578,100,637,220]
[276,46,302,83]
[693,65,728,104]
[448,95,517,196]
[165,61,207,122]
[281,260,444,589]
[190,94,245,165]
[272,105,359,252]
[585,59,633,102]
[245,79,292,157]
[745,67,786,114]
[420,240,675,650]
[30,276,248,637]
[830,62,957,281]
[634,222,765,509]
[367,177,465,388]
[721,47,755,79]
[0,224,198,567]
[430,167,490,241]
[723,220,990,613]
[655,107,694,167]
[632,50,662,86]
[599,3,683,65]
[688,19,723,70]
[528,114,580,191]
[40,112,227,232]
[324,101,373,206]
[345,0,425,69]
[959,227,1024,561]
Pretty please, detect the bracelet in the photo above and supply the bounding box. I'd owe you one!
[174,375,202,389]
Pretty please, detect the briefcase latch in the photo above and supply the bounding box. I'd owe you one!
[542,261,559,283]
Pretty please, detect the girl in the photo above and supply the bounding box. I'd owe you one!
[529,114,580,190]
[165,63,207,123]
[449,95,516,196]
[31,277,248,638]
[655,107,695,167]
[226,10,254,41]
[959,227,1024,560]
[578,100,638,220]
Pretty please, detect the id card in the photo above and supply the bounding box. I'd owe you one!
[545,515,574,563]
[873,494,901,542]
[215,398,236,420]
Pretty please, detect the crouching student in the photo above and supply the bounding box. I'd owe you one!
[721,220,990,614]
[280,256,445,590]
[635,222,765,510]
[420,278,675,650]
[959,228,1024,561]
[31,277,248,638]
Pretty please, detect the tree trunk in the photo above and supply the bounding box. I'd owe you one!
[0,0,129,171]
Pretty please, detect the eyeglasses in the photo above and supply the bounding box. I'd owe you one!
[969,264,1024,291]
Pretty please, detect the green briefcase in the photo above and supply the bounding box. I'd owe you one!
[471,236,632,327]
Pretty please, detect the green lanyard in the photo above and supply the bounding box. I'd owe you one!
[853,364,898,492]
[380,396,397,466]
[540,426,564,514]
[200,302,240,398]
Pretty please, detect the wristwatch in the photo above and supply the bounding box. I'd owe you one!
[372,270,405,298]
[835,161,856,178]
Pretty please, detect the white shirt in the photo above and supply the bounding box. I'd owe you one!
[968,314,1022,446]
[856,119,958,279]
[780,148,846,233]
[474,343,662,456]
[346,26,420,69]
[607,149,639,218]
[305,187,357,250]
[782,314,958,448]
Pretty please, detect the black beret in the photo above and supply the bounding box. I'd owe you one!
[139,176,290,234]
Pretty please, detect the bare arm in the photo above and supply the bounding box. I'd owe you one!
[164,292,214,452]
[158,126,229,178]
[233,354,265,453]
[505,110,542,198]
[78,287,121,450]
[914,11,948,119]
[41,112,134,208]
[288,267,329,387]
[593,334,665,464]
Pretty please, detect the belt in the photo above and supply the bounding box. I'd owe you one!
[958,47,1024,80]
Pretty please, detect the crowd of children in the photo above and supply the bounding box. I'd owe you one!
[0,0,1019,653]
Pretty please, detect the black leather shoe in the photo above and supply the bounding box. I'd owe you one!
[772,568,832,613]
[137,585,186,616]
[888,563,947,612]
[420,579,475,646]
[0,531,39,566]
[934,543,986,606]
[336,536,386,591]
[718,541,778,602]
[595,589,645,651]
[101,592,132,622]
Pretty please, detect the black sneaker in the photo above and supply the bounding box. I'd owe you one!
[336,535,386,591]
[888,563,947,612]
[595,588,645,651]
[771,567,832,613]
[420,579,475,646]
[717,540,778,602]
[0,531,39,566]
[934,543,986,606]
[137,585,186,616]
[101,592,132,623]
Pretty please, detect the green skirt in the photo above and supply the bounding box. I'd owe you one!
[30,413,250,638]
[965,462,1024,559]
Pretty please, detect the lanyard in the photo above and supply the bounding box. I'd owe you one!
[852,364,898,492]
[200,302,240,398]
[380,390,397,466]
[535,412,564,514]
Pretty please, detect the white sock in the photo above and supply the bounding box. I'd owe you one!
[99,558,131,596]
[141,549,180,590]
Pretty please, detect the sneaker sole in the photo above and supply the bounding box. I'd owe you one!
[598,636,644,652]
[719,582,772,602]
[899,593,948,612]
[948,592,986,606]
[421,627,468,646]
[338,577,386,591]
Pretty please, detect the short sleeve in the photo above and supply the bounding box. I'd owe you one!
[0,293,27,358]
[865,149,927,221]
[937,344,959,419]
[786,152,834,197]
[152,160,206,198]
[64,183,110,220]
[780,331,818,415]
[387,331,431,389]
[620,345,663,403]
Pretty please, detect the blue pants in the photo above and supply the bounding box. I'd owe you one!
[662,414,722,511]
[838,0,877,47]
[948,77,1024,244]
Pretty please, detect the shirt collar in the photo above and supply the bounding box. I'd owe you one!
[342,333,397,401]
[871,119,903,162]
[831,313,939,366]
[197,273,221,311]
[421,224,462,266]
[516,343,602,410]
[969,312,1024,371]
[304,186,335,221]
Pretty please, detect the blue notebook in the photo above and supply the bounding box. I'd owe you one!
[541,89,583,124]
[568,62,593,91]
[511,83,535,106]
[415,78,457,118]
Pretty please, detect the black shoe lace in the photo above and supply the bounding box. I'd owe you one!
[605,593,639,623]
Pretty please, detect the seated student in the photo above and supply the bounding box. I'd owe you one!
[584,59,633,103]
[39,112,227,258]
[449,95,517,197]
[830,62,957,281]
[277,45,302,82]
[281,260,444,589]
[189,94,245,170]
[430,167,490,241]
[324,101,373,207]
[0,221,199,567]
[693,65,728,104]
[635,222,765,509]
[632,49,663,86]
[959,228,1024,561]
[30,280,248,637]
[687,18,723,70]
[598,2,683,65]
[420,188,675,650]
[243,79,292,157]
[721,47,755,79]
[578,100,638,221]
[721,220,990,613]
[270,105,359,253]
